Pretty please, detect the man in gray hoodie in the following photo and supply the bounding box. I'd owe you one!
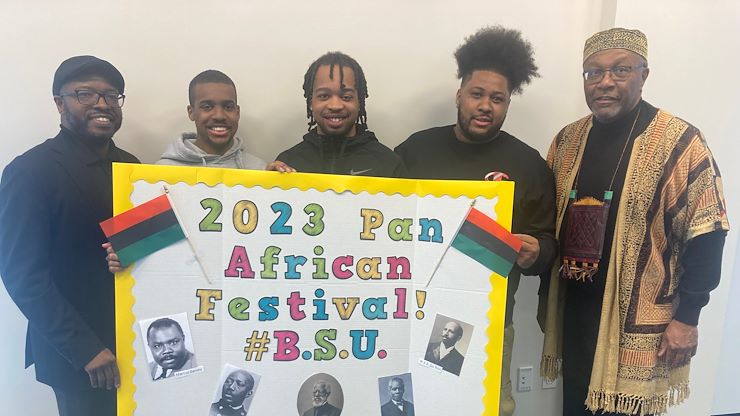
[157,70,265,169]
[103,70,266,272]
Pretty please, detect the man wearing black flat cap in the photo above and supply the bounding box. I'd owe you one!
[0,55,138,415]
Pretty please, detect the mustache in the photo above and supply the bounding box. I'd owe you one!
[89,109,117,118]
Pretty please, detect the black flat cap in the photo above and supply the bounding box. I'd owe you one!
[52,55,125,95]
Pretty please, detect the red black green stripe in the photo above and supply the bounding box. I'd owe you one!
[465,208,521,251]
[100,194,185,266]
[115,224,185,266]
[107,209,179,249]
[450,208,522,277]
[100,194,172,235]
[457,221,519,265]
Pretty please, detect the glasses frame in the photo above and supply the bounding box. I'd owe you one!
[58,89,126,108]
[582,64,647,84]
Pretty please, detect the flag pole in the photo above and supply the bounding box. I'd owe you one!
[423,199,477,288]
[163,185,212,284]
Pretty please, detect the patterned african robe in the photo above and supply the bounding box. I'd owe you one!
[540,108,729,415]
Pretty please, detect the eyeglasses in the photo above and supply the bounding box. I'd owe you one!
[58,89,125,108]
[582,65,646,84]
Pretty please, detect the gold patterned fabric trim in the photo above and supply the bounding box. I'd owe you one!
[586,382,689,416]
[540,115,591,383]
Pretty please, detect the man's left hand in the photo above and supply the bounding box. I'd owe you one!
[102,242,124,273]
[658,320,698,368]
[266,160,296,173]
[513,234,539,269]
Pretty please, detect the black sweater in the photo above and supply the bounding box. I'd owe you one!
[395,125,557,325]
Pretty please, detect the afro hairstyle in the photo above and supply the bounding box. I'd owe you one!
[454,26,539,94]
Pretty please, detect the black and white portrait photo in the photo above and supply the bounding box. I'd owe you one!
[208,364,261,416]
[378,373,415,416]
[138,312,199,381]
[423,314,474,376]
[296,373,344,416]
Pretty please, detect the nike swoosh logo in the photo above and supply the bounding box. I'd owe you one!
[349,168,372,175]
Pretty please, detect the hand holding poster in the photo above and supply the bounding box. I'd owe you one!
[113,164,513,415]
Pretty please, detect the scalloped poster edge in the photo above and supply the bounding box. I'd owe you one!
[112,162,511,416]
[114,164,138,416]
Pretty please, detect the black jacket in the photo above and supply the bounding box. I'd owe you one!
[276,128,406,177]
[0,127,139,390]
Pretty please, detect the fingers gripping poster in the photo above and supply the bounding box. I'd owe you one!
[113,163,513,416]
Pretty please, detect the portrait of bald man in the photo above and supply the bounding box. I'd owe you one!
[209,366,259,416]
[379,374,415,416]
[424,316,472,376]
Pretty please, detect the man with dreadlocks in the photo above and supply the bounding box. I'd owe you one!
[270,52,405,177]
[394,27,556,416]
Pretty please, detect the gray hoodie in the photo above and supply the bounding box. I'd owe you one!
[157,133,266,169]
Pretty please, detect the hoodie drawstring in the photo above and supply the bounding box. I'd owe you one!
[236,148,243,169]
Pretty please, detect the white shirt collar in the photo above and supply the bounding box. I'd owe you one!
[438,343,455,359]
[153,365,170,379]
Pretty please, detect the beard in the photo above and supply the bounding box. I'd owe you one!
[312,397,328,407]
[456,108,503,143]
[62,106,121,142]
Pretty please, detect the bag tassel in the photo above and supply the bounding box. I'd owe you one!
[560,258,599,282]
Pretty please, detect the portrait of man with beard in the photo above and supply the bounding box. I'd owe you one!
[423,315,474,376]
[297,373,343,416]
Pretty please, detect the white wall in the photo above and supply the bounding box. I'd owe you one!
[612,2,740,415]
[713,241,740,415]
[0,1,736,415]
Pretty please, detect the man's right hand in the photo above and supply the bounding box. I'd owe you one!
[658,319,698,368]
[513,233,540,269]
[84,348,120,390]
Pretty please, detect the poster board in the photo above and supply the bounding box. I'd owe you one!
[113,163,514,415]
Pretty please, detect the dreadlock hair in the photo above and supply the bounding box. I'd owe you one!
[454,26,539,95]
[302,52,369,131]
[188,70,236,105]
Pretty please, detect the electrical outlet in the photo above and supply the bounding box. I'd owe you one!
[542,377,558,389]
[517,366,533,392]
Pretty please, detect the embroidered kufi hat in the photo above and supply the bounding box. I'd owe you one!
[583,28,647,62]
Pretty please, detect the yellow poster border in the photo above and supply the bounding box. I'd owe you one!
[113,163,512,415]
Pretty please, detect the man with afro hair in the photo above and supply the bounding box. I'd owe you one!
[395,26,556,416]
